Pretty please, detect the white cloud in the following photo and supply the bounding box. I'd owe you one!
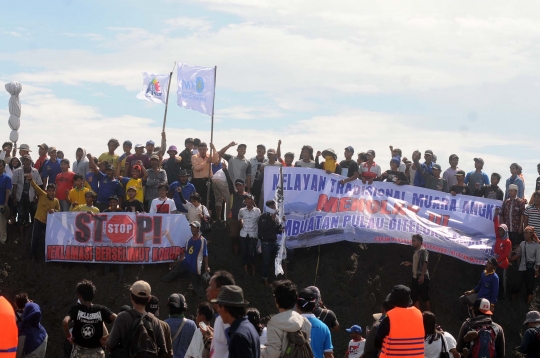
[164,17,212,32]
[61,33,105,41]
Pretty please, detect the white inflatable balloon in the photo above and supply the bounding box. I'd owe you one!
[9,130,19,143]
[8,115,20,130]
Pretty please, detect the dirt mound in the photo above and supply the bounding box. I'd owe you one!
[0,224,534,357]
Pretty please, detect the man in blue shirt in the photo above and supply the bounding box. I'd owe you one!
[169,169,196,213]
[88,158,124,212]
[42,147,62,188]
[459,257,499,312]
[0,159,13,244]
[505,162,525,200]
[413,150,434,187]
[297,288,334,358]
[164,293,197,358]
[464,158,490,193]
[161,221,209,298]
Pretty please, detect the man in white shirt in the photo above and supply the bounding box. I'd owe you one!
[238,194,261,276]
[443,154,460,188]
[149,184,178,214]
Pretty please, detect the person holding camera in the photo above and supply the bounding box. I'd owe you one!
[509,226,540,304]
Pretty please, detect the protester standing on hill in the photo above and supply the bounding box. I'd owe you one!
[258,200,284,285]
[450,170,472,196]
[524,191,540,235]
[219,142,252,193]
[412,152,447,192]
[295,145,315,168]
[238,194,261,276]
[443,154,460,188]
[509,226,540,304]
[493,212,512,299]
[413,150,434,188]
[249,144,268,205]
[316,149,342,175]
[474,173,504,199]
[464,158,490,193]
[505,163,525,200]
[401,234,431,312]
[28,174,59,260]
[359,150,380,184]
[459,258,499,312]
[501,183,525,247]
[0,159,12,244]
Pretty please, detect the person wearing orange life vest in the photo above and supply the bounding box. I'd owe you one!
[375,285,424,358]
[0,295,18,357]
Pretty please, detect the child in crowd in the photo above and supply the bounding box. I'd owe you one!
[344,325,365,358]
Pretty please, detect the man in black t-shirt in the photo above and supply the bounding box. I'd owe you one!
[450,170,472,196]
[306,285,340,332]
[62,279,117,357]
[122,187,145,213]
[339,146,360,185]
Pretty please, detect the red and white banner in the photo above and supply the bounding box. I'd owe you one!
[45,213,190,264]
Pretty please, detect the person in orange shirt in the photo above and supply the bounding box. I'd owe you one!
[191,142,218,212]
[55,159,75,212]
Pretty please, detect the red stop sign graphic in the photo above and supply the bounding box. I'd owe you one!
[106,215,136,244]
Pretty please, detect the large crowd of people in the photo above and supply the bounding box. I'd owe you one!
[2,136,540,357]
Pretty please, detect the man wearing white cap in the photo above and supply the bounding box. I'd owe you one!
[501,183,526,247]
[106,280,168,357]
[519,311,540,357]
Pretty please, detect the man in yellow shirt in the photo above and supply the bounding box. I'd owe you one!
[28,175,59,260]
[70,191,100,213]
[67,174,90,206]
[98,138,120,172]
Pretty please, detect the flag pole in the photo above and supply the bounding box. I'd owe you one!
[161,62,176,133]
[206,66,218,209]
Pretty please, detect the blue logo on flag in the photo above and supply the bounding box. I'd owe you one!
[196,77,204,93]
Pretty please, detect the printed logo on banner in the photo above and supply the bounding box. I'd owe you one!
[106,215,135,244]
[146,78,163,99]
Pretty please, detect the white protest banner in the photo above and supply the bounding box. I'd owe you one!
[176,62,215,115]
[45,213,190,264]
[136,72,170,104]
[263,167,501,265]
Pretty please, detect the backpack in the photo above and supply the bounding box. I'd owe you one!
[470,324,497,358]
[111,310,159,358]
[283,330,314,358]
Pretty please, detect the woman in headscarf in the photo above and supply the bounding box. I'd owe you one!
[17,302,48,358]
[493,209,512,299]
[315,149,342,175]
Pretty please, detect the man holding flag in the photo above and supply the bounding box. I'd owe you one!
[258,199,285,285]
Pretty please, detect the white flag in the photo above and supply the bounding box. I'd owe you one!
[176,62,215,116]
[137,73,170,104]
[275,166,287,276]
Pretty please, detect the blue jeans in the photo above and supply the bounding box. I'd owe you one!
[240,236,257,266]
[261,241,279,279]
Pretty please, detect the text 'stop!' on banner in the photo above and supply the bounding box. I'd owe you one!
[45,213,191,264]
[263,167,501,265]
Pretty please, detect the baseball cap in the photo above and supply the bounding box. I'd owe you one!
[424,149,433,156]
[146,140,155,146]
[345,146,355,153]
[509,184,518,191]
[127,186,137,191]
[190,221,201,228]
[449,154,459,160]
[432,164,441,170]
[487,257,498,267]
[257,144,266,150]
[130,280,151,298]
[145,295,160,315]
[474,158,484,165]
[108,195,119,202]
[48,146,57,153]
[135,143,144,148]
[21,154,32,161]
[150,154,160,161]
[346,325,362,334]
[366,149,375,157]
[167,145,178,153]
[244,193,254,200]
[235,179,245,185]
[524,311,540,325]
[267,148,276,155]
[106,164,115,171]
[123,140,132,147]
[473,298,492,315]
[19,144,31,152]
[455,170,466,176]
[168,293,186,309]
[37,143,48,149]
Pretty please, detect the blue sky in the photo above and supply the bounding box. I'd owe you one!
[1,0,540,196]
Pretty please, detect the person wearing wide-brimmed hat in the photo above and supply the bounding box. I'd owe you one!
[315,148,342,175]
[519,310,540,357]
[212,285,260,357]
[375,285,424,358]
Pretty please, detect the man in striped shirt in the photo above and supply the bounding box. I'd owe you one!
[524,191,540,235]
